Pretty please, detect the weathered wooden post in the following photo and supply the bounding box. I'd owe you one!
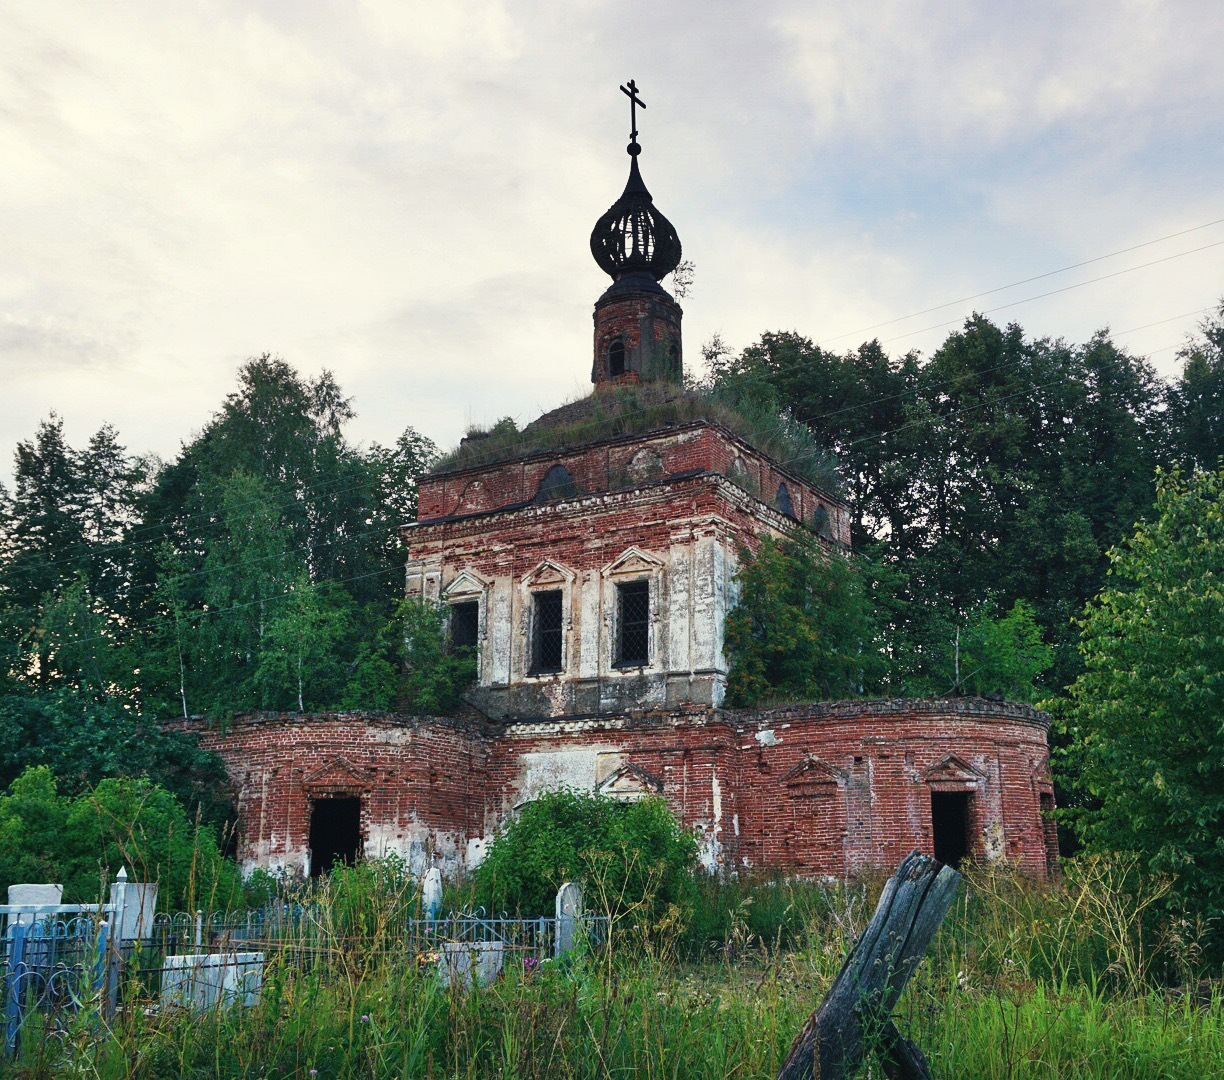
[777,851,961,1080]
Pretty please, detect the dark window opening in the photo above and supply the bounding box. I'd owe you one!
[774,483,797,519]
[811,504,831,537]
[667,339,681,378]
[931,791,972,869]
[534,464,578,503]
[450,600,479,652]
[309,797,362,878]
[608,338,626,377]
[1039,792,1059,878]
[532,590,564,673]
[616,580,650,666]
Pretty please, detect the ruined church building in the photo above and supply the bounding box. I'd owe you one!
[202,85,1057,882]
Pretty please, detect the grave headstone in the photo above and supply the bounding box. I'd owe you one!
[422,866,443,921]
[438,941,505,989]
[554,881,583,958]
[109,881,158,940]
[6,884,63,926]
[160,952,264,1010]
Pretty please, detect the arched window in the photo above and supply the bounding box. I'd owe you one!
[811,504,830,537]
[607,338,626,378]
[774,483,797,519]
[534,464,578,503]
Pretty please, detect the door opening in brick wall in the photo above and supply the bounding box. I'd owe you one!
[931,790,972,868]
[309,797,362,877]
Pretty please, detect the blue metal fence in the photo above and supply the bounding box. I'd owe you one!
[1,908,112,1058]
[3,885,610,1061]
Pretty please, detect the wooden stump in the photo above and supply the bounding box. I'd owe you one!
[777,851,961,1080]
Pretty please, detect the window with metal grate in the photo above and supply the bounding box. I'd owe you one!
[616,580,650,666]
[532,590,564,673]
[450,601,479,652]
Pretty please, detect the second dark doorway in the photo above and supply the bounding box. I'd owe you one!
[931,790,972,869]
[309,797,362,878]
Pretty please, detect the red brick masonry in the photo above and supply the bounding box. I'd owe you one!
[196,698,1056,881]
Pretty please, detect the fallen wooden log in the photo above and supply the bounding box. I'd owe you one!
[777,851,961,1080]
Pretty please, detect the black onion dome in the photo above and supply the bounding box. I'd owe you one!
[590,152,682,283]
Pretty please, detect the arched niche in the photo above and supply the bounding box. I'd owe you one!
[534,464,579,503]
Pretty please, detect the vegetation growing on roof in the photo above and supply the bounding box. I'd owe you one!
[427,382,840,492]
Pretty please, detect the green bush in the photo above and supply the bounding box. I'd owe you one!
[0,765,240,910]
[398,598,477,713]
[474,789,698,922]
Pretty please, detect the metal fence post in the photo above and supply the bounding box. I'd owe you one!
[5,922,26,1057]
[105,866,128,1018]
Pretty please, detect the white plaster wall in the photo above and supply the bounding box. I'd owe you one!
[514,747,620,806]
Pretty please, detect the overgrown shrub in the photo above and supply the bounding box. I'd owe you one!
[398,598,477,713]
[724,533,880,705]
[474,789,698,922]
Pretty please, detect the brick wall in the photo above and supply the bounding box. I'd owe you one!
[200,699,1056,881]
[194,712,488,877]
[416,422,847,542]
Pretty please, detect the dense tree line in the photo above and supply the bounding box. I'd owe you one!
[0,355,438,828]
[709,303,1224,695]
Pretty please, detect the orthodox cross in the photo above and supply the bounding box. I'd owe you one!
[620,79,645,141]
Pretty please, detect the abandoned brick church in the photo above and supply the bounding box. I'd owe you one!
[200,90,1057,883]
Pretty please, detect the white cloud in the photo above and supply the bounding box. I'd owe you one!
[1,0,1222,483]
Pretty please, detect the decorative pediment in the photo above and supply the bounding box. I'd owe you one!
[923,754,987,787]
[302,756,370,794]
[442,570,488,601]
[781,757,845,791]
[602,546,664,578]
[596,763,663,801]
[523,558,574,588]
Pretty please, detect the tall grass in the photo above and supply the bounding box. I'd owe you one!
[8,857,1223,1079]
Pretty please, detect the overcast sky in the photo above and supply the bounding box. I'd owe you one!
[3,0,1223,483]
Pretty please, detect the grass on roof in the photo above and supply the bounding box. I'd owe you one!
[428,383,840,493]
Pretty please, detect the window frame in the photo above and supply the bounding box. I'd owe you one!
[614,578,651,668]
[529,588,565,675]
[448,599,480,653]
[607,337,626,378]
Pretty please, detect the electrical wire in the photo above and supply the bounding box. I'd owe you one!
[821,217,1224,344]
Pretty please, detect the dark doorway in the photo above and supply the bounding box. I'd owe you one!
[309,797,362,878]
[931,791,972,868]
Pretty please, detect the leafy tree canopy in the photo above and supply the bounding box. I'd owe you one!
[1167,302,1224,471]
[1057,468,1224,926]
[707,316,1164,690]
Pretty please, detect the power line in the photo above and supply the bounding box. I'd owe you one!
[877,240,1224,347]
[821,216,1224,344]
